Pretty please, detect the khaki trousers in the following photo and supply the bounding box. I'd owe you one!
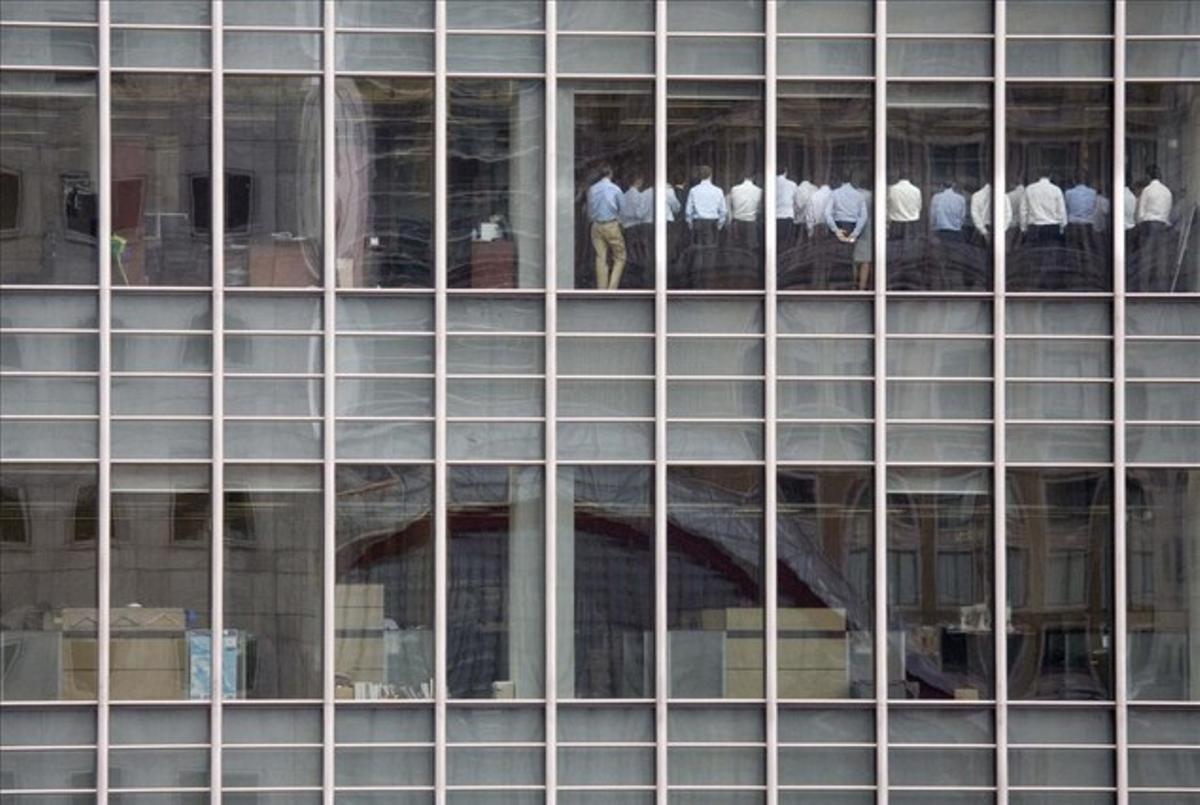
[591,220,627,289]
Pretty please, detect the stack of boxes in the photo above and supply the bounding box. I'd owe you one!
[692,607,850,699]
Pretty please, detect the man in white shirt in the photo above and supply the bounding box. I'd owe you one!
[684,165,727,287]
[793,178,817,242]
[776,167,799,251]
[970,183,1013,241]
[887,175,923,240]
[1134,165,1175,290]
[727,172,763,254]
[1018,174,1067,246]
[618,172,653,289]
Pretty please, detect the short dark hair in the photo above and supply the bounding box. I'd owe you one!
[598,164,613,178]
[698,165,713,180]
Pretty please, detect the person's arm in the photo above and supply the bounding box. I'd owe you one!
[667,188,681,217]
[971,191,988,233]
[685,189,696,227]
[849,195,868,241]
[824,194,838,234]
[1055,188,1067,231]
[1018,194,1030,232]
[717,191,728,230]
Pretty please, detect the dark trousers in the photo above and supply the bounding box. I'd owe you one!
[1134,221,1172,290]
[1025,224,1064,247]
[688,219,720,287]
[934,229,964,242]
[777,218,797,250]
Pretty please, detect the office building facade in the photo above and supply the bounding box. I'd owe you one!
[1,0,1199,801]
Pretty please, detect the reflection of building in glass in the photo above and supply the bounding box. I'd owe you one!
[1,1,1199,802]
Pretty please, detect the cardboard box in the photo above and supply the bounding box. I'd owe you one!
[726,637,764,670]
[725,669,764,698]
[779,607,846,631]
[779,669,849,699]
[778,637,846,671]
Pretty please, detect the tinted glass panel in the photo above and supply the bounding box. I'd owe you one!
[0,465,98,700]
[887,468,993,700]
[668,466,764,698]
[887,83,993,291]
[224,467,323,699]
[0,73,98,285]
[1126,83,1200,293]
[558,81,655,290]
[336,78,433,289]
[448,80,544,289]
[335,465,434,700]
[778,82,874,291]
[558,466,654,698]
[111,75,211,287]
[1007,84,1113,292]
[224,77,322,287]
[778,469,874,699]
[447,466,544,698]
[1007,468,1113,700]
[668,82,765,290]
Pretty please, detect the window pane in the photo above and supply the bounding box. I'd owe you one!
[1007,468,1113,700]
[559,0,654,31]
[778,82,874,291]
[779,0,873,34]
[668,81,765,290]
[1006,84,1113,292]
[0,465,98,700]
[887,83,993,291]
[887,468,993,700]
[224,77,322,288]
[1127,469,1200,701]
[226,0,321,26]
[224,466,323,699]
[336,78,433,289]
[558,466,654,698]
[668,467,764,698]
[887,0,993,33]
[335,465,434,700]
[667,0,763,32]
[448,80,544,289]
[557,81,655,290]
[0,73,98,285]
[1126,83,1200,293]
[111,75,210,286]
[447,466,544,698]
[111,465,210,701]
[1007,0,1112,34]
[778,469,874,698]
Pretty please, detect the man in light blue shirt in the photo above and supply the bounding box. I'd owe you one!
[683,166,727,287]
[930,181,967,241]
[587,165,626,289]
[1064,169,1102,275]
[619,172,653,287]
[825,171,869,242]
[1065,170,1100,226]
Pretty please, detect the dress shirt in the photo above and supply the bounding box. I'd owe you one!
[930,187,967,232]
[793,180,817,223]
[587,177,622,223]
[970,184,1014,234]
[727,179,763,223]
[887,179,922,223]
[825,182,869,240]
[1124,187,1137,230]
[1065,183,1100,226]
[776,174,798,219]
[686,179,727,226]
[1136,179,1173,225]
[1019,177,1067,231]
[619,186,648,228]
[664,185,682,223]
[803,184,832,234]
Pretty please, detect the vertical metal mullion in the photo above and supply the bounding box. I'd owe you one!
[993,3,1009,802]
[1112,3,1129,802]
[544,2,559,802]
[321,3,337,803]
[210,3,226,801]
[654,1,669,802]
[873,2,889,803]
[96,2,112,799]
[434,1,449,802]
[763,2,779,802]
